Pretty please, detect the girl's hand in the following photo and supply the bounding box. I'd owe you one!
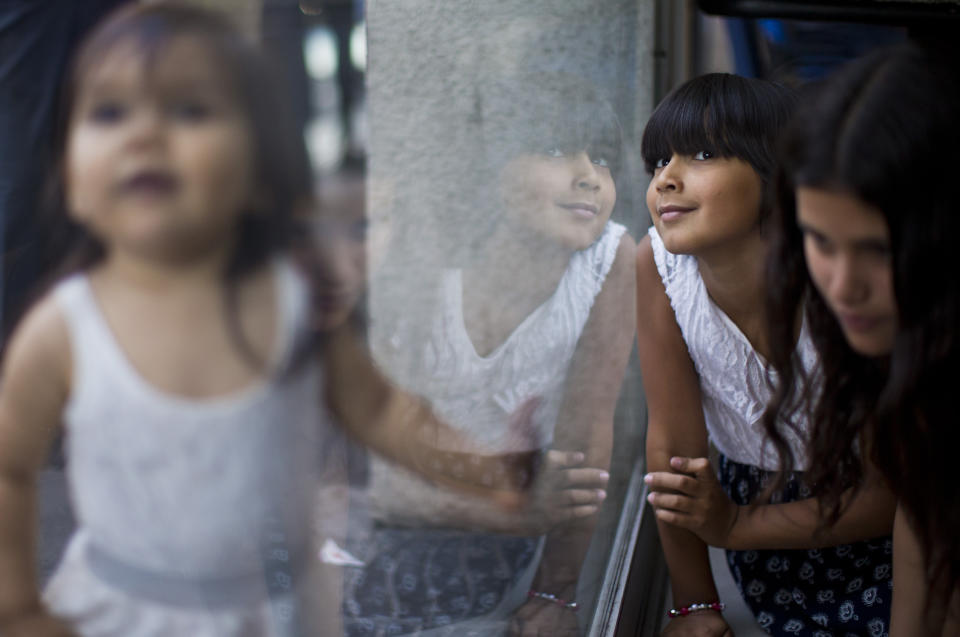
[662,612,733,637]
[508,598,579,637]
[645,457,739,548]
[522,449,608,534]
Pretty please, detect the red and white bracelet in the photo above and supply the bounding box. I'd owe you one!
[668,600,725,617]
[527,589,579,611]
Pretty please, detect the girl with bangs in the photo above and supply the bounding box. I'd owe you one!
[639,74,895,636]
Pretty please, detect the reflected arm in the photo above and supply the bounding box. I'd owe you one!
[527,234,636,607]
[321,320,537,507]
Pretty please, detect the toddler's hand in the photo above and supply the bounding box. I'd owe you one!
[645,456,739,548]
[662,611,733,637]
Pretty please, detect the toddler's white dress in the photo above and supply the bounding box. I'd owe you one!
[43,259,332,637]
[342,222,626,636]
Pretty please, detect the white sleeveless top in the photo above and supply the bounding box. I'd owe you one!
[648,226,816,470]
[44,259,331,636]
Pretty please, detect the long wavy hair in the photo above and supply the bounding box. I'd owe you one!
[763,43,960,612]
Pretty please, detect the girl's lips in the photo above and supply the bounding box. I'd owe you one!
[838,312,884,332]
[121,171,179,196]
[557,202,599,220]
[658,204,695,222]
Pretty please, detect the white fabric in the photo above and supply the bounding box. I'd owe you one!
[374,221,627,456]
[648,226,816,470]
[43,259,330,636]
[364,221,625,618]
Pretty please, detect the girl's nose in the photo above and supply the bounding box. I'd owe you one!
[126,107,165,148]
[829,255,868,306]
[571,152,601,192]
[654,159,681,193]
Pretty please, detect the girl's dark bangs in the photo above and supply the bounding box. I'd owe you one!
[642,91,721,173]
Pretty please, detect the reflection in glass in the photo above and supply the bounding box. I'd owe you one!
[341,72,636,636]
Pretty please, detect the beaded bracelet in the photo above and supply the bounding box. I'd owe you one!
[668,601,725,617]
[527,589,579,611]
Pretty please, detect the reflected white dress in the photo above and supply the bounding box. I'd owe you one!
[43,260,332,637]
[342,222,626,636]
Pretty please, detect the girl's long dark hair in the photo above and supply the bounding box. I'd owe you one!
[764,43,960,614]
[17,2,312,361]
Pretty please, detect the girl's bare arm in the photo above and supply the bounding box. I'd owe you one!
[635,236,729,634]
[648,451,896,551]
[890,503,960,637]
[0,298,73,633]
[321,321,538,508]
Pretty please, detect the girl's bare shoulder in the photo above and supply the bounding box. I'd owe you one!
[2,292,72,392]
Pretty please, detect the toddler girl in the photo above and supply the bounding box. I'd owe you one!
[0,5,535,636]
[639,73,895,636]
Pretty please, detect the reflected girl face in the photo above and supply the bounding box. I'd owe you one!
[498,149,616,251]
[796,187,896,357]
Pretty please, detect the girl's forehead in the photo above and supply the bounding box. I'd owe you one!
[76,35,235,100]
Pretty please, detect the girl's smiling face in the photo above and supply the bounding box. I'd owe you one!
[645,151,763,256]
[796,187,896,357]
[498,148,616,251]
[65,35,256,263]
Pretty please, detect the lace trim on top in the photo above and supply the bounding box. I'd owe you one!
[648,226,815,470]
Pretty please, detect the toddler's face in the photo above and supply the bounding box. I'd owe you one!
[498,149,615,251]
[796,187,896,357]
[65,36,256,263]
[646,152,762,256]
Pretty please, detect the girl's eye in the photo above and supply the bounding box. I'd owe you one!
[171,101,212,121]
[544,147,565,158]
[862,242,891,261]
[591,156,610,168]
[88,102,126,124]
[654,157,669,169]
[693,150,714,160]
[803,230,834,255]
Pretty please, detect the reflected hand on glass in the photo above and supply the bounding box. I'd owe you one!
[645,456,739,549]
[520,449,608,535]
